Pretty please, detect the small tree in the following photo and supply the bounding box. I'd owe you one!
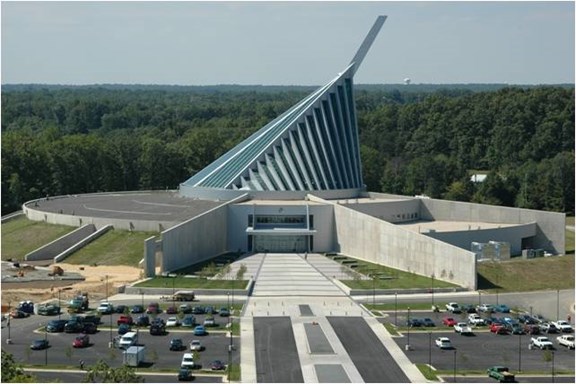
[236,263,247,281]
[1,351,36,383]
[83,359,143,383]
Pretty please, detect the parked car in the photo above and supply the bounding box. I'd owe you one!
[46,319,68,333]
[82,315,102,325]
[178,368,193,381]
[540,322,559,334]
[524,324,541,335]
[130,305,144,314]
[194,325,207,336]
[490,322,509,335]
[117,315,134,326]
[494,304,511,313]
[552,320,573,333]
[487,366,515,383]
[205,306,216,315]
[204,317,217,327]
[179,304,193,314]
[219,307,231,317]
[136,315,150,327]
[166,317,180,327]
[210,360,225,370]
[454,322,473,335]
[38,304,60,316]
[114,305,127,314]
[505,323,525,335]
[461,304,477,313]
[192,306,205,314]
[166,306,179,315]
[422,318,436,327]
[190,339,204,351]
[146,302,161,314]
[435,337,452,349]
[182,315,196,327]
[170,338,185,351]
[468,314,486,326]
[72,334,90,348]
[30,339,50,350]
[181,353,195,369]
[557,335,575,349]
[118,323,132,335]
[442,317,457,327]
[10,309,30,318]
[82,322,98,334]
[150,323,166,336]
[477,304,494,313]
[17,300,35,314]
[97,302,113,315]
[406,318,423,327]
[64,320,84,333]
[518,314,537,324]
[445,302,461,314]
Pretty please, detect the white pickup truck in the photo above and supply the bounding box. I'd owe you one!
[445,302,462,313]
[468,314,486,326]
[552,320,573,333]
[454,322,473,335]
[531,336,554,349]
[556,335,575,349]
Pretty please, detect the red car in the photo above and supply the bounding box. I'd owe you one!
[490,322,509,334]
[117,314,134,325]
[72,334,90,348]
[146,303,161,314]
[442,317,457,327]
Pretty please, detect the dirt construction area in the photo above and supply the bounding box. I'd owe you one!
[1,261,141,306]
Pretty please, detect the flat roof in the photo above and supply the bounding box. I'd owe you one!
[27,192,222,223]
[396,220,520,233]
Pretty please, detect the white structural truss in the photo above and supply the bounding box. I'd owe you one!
[181,16,387,193]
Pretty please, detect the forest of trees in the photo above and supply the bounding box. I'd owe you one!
[1,84,574,215]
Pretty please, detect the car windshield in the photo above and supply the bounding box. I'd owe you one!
[183,356,193,362]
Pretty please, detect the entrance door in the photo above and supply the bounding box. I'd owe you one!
[253,235,308,253]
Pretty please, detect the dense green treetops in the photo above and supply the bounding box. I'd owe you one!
[1,84,574,215]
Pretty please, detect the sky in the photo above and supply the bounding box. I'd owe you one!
[1,1,574,86]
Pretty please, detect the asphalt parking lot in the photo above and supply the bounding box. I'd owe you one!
[381,309,575,375]
[1,304,239,379]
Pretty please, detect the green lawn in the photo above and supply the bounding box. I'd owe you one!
[1,216,74,261]
[65,229,158,266]
[333,256,458,290]
[134,276,247,289]
[477,255,574,292]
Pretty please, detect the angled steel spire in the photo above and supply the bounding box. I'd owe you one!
[181,16,386,194]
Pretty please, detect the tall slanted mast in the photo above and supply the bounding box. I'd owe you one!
[181,16,387,193]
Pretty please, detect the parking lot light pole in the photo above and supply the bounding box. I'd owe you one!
[227,291,231,382]
[518,333,522,372]
[7,301,11,343]
[106,275,112,344]
[394,292,398,327]
[44,324,48,366]
[428,331,432,372]
[556,289,559,320]
[431,274,435,307]
[551,350,555,383]
[453,349,457,383]
[406,307,411,351]
[58,289,61,321]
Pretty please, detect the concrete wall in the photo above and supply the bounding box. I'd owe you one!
[25,224,96,261]
[342,199,422,223]
[161,195,249,273]
[23,196,176,232]
[424,223,536,255]
[227,202,334,252]
[144,236,158,278]
[53,224,113,263]
[420,199,565,254]
[310,196,477,289]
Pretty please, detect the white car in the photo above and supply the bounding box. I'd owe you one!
[454,322,473,335]
[468,314,486,326]
[435,337,452,349]
[190,339,204,351]
[557,335,575,349]
[445,302,461,313]
[477,303,494,313]
[97,302,113,314]
[181,353,195,369]
[166,317,180,327]
[552,320,573,333]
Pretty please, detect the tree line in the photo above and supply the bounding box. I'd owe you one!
[1,84,574,215]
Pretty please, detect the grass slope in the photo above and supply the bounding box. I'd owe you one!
[1,216,74,261]
[477,255,574,292]
[65,229,158,266]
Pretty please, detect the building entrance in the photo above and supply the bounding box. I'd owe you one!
[252,235,308,253]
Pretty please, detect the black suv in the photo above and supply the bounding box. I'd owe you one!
[46,319,67,333]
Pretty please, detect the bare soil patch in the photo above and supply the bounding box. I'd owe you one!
[1,262,141,305]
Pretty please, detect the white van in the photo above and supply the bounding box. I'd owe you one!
[119,332,138,349]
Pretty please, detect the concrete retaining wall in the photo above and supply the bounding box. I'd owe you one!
[25,224,96,261]
[420,198,565,254]
[53,224,113,263]
[161,195,249,273]
[312,196,477,289]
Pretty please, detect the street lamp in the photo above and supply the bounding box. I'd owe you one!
[428,331,432,374]
[44,324,48,366]
[453,349,457,383]
[517,333,522,372]
[372,274,376,307]
[7,301,11,344]
[551,350,555,383]
[227,292,231,382]
[58,289,61,321]
[106,275,112,344]
[406,307,411,351]
[556,289,560,320]
[394,292,398,327]
[141,289,144,309]
[430,274,435,307]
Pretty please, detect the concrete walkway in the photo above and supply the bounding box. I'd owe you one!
[239,253,426,383]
